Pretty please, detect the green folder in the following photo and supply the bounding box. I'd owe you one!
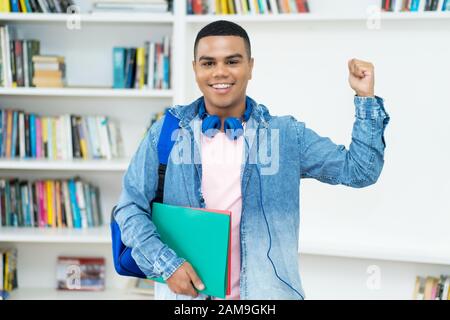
[149,202,231,298]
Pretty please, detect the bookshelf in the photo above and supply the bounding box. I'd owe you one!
[0,87,174,97]
[0,12,174,23]
[1,0,450,300]
[0,225,110,243]
[185,11,450,22]
[0,158,129,171]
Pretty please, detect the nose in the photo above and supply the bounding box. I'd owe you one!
[212,62,230,78]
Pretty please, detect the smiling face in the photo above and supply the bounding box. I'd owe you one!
[193,36,254,118]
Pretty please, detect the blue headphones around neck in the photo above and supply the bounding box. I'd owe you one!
[198,97,253,140]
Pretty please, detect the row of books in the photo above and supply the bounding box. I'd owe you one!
[0,177,103,228]
[0,248,18,300]
[91,0,170,13]
[187,0,310,15]
[382,0,450,11]
[413,275,450,300]
[0,109,124,160]
[0,0,76,13]
[113,36,171,90]
[0,26,42,88]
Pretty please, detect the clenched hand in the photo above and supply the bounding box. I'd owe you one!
[348,58,375,98]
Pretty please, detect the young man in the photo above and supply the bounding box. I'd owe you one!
[114,20,390,300]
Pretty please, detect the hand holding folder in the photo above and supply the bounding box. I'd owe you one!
[150,203,232,299]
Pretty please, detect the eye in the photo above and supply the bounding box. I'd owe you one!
[201,61,214,67]
[227,60,239,65]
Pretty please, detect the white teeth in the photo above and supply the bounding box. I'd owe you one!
[212,83,232,89]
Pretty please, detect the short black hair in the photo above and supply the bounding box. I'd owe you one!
[194,20,252,61]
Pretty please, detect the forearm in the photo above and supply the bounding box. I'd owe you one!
[343,95,390,187]
[299,95,390,187]
[114,198,185,279]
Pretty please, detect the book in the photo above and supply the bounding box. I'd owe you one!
[62,180,73,228]
[124,48,136,88]
[25,113,30,157]
[18,111,25,158]
[68,179,81,228]
[75,179,88,229]
[150,202,231,298]
[30,113,36,158]
[83,182,93,227]
[1,248,18,292]
[46,180,54,227]
[10,111,18,158]
[113,47,126,89]
[0,0,11,12]
[97,116,112,160]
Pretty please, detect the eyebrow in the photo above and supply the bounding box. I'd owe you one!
[198,54,244,61]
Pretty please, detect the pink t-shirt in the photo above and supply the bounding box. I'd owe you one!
[200,131,243,300]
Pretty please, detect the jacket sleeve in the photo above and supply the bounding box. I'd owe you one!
[113,117,185,279]
[298,95,390,188]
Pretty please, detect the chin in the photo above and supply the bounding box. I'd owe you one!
[207,96,234,109]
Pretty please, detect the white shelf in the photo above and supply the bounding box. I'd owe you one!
[186,11,450,23]
[0,158,129,171]
[0,12,174,23]
[8,287,152,300]
[299,223,450,266]
[0,87,174,98]
[300,240,450,266]
[0,226,111,243]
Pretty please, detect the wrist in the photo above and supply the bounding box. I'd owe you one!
[355,91,375,98]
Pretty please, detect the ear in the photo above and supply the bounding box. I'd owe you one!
[192,60,196,72]
[248,57,254,80]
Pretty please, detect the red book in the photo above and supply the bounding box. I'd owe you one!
[192,0,203,14]
[296,0,307,13]
[38,180,47,227]
[385,0,391,11]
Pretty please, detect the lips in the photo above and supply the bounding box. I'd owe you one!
[209,83,235,94]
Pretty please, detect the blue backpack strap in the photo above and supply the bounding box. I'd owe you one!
[154,110,180,204]
[111,110,180,279]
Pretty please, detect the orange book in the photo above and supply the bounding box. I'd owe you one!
[283,0,291,13]
[34,70,63,78]
[32,80,64,88]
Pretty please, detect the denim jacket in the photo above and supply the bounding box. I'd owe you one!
[114,95,390,300]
